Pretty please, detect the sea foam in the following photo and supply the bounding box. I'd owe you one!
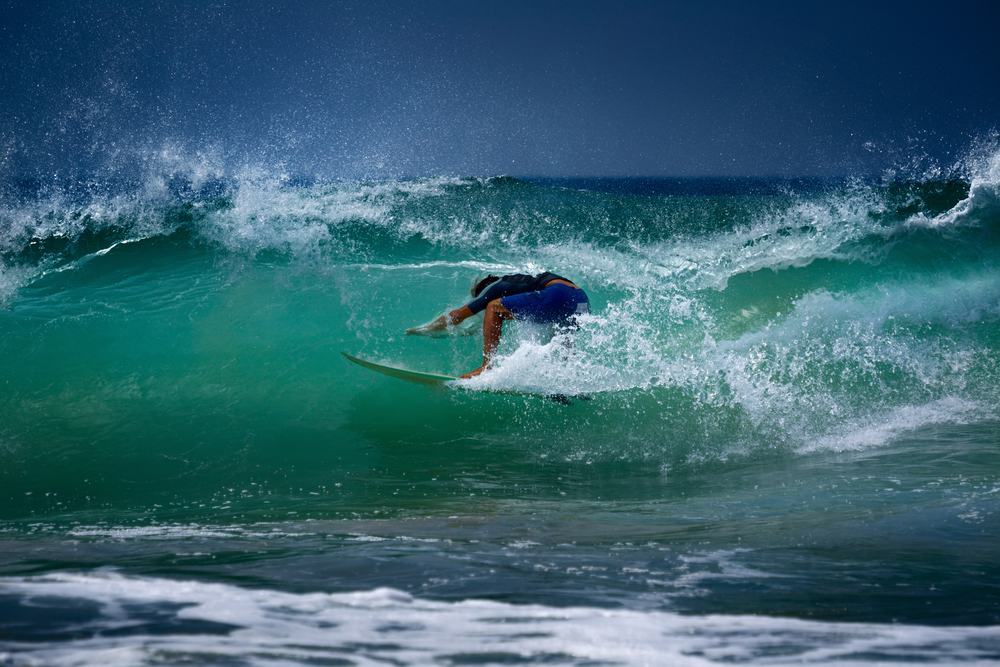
[2,572,998,666]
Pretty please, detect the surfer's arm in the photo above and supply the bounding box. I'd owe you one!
[406,305,475,334]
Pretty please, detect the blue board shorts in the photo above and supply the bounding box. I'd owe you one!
[500,283,590,327]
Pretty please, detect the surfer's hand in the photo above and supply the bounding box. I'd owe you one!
[460,365,488,379]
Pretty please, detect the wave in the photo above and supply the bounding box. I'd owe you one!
[0,172,989,312]
[1,146,998,467]
[1,572,997,666]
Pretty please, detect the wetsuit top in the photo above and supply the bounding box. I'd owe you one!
[465,272,570,315]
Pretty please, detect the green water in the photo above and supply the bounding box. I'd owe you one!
[1,175,999,665]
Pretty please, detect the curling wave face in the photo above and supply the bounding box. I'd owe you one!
[2,155,999,468]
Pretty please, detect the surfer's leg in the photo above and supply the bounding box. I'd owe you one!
[482,299,514,365]
[461,299,513,378]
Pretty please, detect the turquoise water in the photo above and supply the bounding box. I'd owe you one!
[1,157,999,664]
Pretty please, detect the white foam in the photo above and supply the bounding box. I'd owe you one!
[458,327,626,396]
[705,276,1000,453]
[66,524,312,541]
[354,260,519,273]
[1,572,997,666]
[908,141,1000,230]
[797,397,981,454]
[194,175,479,260]
[632,189,889,291]
[0,258,36,307]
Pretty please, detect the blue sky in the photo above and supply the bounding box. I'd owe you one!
[2,0,998,179]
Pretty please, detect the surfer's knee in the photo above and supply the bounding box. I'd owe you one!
[486,299,512,319]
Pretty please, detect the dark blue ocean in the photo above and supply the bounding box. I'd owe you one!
[1,150,999,664]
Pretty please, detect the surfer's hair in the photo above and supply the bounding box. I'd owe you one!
[472,275,500,297]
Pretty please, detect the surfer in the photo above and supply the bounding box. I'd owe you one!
[407,272,590,378]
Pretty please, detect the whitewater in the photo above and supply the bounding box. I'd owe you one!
[1,146,999,665]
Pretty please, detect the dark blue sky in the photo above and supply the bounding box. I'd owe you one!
[2,0,998,179]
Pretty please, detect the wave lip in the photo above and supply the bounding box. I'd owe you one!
[2,572,999,666]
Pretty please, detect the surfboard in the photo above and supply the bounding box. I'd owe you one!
[341,351,586,405]
[341,352,457,386]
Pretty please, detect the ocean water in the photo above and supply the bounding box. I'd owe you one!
[1,150,1000,665]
